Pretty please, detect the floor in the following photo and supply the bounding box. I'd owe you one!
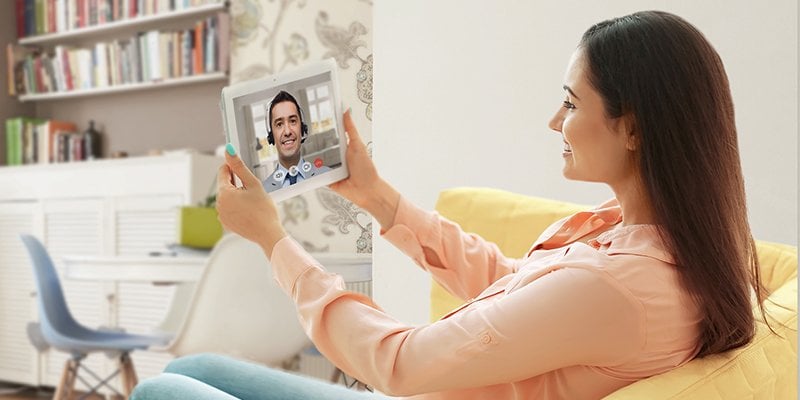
[0,384,108,399]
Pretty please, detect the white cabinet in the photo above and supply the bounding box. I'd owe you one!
[0,153,220,386]
[0,202,39,385]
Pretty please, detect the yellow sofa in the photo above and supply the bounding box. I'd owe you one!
[431,187,798,399]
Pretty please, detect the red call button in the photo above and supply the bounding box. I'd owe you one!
[314,158,323,168]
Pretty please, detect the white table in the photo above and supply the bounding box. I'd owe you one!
[63,253,373,284]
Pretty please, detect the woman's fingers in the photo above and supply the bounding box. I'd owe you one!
[224,145,261,189]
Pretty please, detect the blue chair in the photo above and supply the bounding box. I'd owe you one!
[20,234,172,400]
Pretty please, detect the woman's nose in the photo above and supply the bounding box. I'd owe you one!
[548,109,563,133]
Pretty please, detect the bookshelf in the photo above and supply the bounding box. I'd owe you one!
[4,0,231,164]
[18,2,226,46]
[10,1,230,102]
[19,70,226,101]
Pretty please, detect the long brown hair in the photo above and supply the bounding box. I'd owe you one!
[579,11,764,357]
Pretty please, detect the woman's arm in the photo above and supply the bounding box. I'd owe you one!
[271,238,645,397]
[380,196,522,300]
[331,112,521,300]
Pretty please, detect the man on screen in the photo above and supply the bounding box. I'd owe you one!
[262,90,330,192]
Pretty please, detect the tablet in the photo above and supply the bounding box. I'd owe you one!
[220,58,348,202]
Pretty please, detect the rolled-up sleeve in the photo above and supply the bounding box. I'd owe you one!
[270,237,645,397]
[381,197,522,301]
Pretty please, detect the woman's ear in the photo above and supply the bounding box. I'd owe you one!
[619,113,639,151]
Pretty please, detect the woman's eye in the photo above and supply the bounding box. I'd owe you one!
[562,100,576,110]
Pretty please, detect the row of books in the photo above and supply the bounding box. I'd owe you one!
[7,13,229,96]
[15,0,222,38]
[4,117,91,166]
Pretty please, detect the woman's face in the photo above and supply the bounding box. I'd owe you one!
[548,50,636,187]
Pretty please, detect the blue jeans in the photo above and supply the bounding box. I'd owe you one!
[131,353,392,400]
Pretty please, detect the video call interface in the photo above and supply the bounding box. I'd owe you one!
[232,72,341,192]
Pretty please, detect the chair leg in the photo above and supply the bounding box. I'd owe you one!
[330,367,342,384]
[54,358,79,400]
[119,353,138,397]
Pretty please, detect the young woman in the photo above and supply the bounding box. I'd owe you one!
[132,10,764,400]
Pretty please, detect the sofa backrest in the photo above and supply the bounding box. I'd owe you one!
[431,187,798,399]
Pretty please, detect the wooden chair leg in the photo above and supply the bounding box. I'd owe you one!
[54,358,78,400]
[330,367,342,384]
[119,353,139,398]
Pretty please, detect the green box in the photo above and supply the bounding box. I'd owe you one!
[178,207,224,249]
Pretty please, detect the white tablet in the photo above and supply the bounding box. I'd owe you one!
[220,58,347,202]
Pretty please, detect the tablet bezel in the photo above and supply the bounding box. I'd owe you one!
[220,58,347,202]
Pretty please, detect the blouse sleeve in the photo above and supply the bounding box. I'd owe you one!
[380,196,524,301]
[270,237,646,397]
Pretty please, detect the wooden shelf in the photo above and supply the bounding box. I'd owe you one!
[18,71,227,102]
[18,2,226,46]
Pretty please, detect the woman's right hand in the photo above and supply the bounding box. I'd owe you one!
[330,109,400,229]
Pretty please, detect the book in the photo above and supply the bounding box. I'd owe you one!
[37,119,77,163]
[146,30,160,80]
[15,0,26,38]
[193,20,203,74]
[181,28,191,76]
[24,0,36,37]
[5,118,21,165]
[35,0,44,35]
[204,15,215,73]
[55,0,66,33]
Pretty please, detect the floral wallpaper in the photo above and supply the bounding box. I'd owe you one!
[229,0,373,254]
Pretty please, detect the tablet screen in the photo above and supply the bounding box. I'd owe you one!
[222,59,347,202]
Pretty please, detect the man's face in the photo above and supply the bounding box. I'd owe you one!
[271,101,302,161]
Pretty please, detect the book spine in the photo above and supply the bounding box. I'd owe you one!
[159,32,167,79]
[193,20,203,74]
[15,0,26,38]
[6,45,15,96]
[138,32,149,81]
[55,0,66,33]
[35,0,44,35]
[47,0,56,33]
[181,29,191,76]
[5,119,15,166]
[22,120,33,164]
[61,46,74,90]
[147,30,160,80]
[25,0,35,36]
[204,15,214,73]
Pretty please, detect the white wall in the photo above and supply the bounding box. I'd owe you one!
[373,1,798,325]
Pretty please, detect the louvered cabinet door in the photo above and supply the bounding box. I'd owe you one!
[39,198,112,388]
[0,202,40,385]
[113,195,184,380]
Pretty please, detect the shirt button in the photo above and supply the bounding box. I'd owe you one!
[481,334,492,344]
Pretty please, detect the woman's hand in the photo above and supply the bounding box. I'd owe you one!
[216,145,287,257]
[329,110,401,229]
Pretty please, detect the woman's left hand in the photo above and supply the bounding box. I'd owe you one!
[216,146,287,257]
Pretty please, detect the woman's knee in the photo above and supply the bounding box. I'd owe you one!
[165,353,232,378]
[131,373,238,400]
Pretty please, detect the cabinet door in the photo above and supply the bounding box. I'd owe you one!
[39,198,111,388]
[0,202,40,385]
[113,195,185,380]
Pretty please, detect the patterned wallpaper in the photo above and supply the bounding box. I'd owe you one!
[229,0,373,253]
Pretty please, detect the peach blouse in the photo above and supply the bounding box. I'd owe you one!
[269,197,702,399]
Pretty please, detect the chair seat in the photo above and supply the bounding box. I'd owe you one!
[47,327,173,354]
